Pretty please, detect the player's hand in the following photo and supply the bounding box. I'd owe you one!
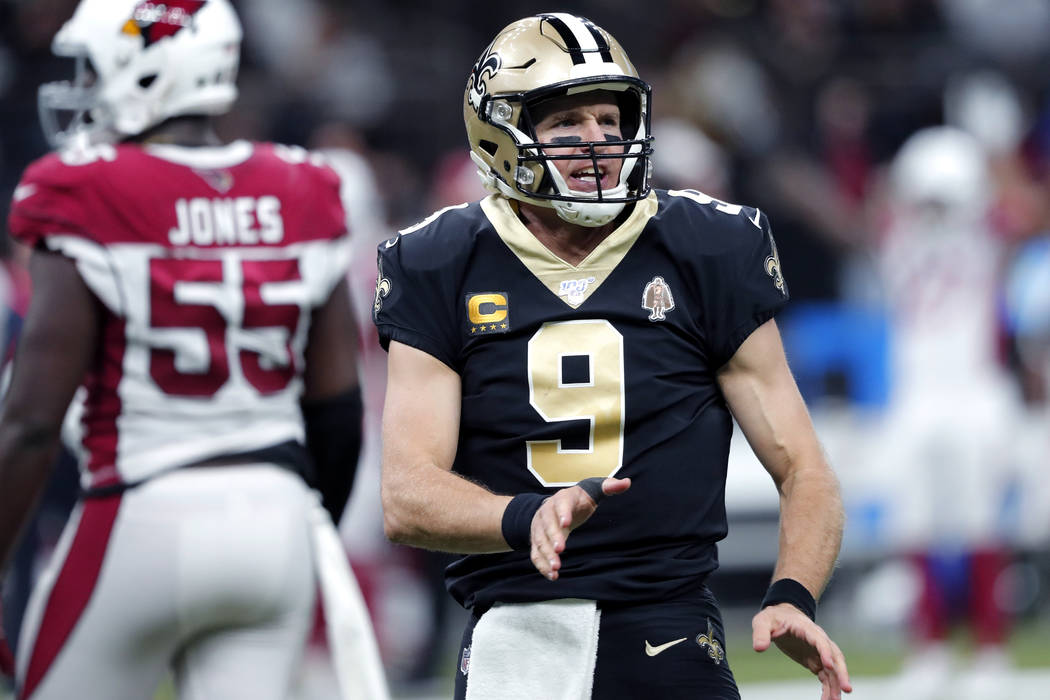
[528,477,631,581]
[752,603,851,700]
[0,606,15,679]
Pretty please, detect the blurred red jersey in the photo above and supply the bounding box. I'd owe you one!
[9,140,351,490]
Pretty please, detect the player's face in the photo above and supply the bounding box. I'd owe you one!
[532,91,624,194]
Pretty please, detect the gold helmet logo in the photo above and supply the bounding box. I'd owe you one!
[467,46,502,115]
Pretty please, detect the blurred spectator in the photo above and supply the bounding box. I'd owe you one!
[425,150,488,215]
[939,0,1050,65]
[239,1,394,131]
[649,117,730,198]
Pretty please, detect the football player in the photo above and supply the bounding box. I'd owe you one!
[375,12,851,700]
[0,1,384,698]
[879,126,1022,700]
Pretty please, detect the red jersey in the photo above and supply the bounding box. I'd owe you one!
[9,140,351,490]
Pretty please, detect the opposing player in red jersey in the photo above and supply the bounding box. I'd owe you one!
[0,1,385,698]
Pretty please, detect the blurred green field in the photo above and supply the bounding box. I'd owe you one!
[1,619,1045,700]
[725,618,1050,685]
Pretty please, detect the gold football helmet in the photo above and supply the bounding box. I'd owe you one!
[464,13,653,227]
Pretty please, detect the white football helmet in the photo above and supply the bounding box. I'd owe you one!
[464,13,653,227]
[889,125,991,227]
[39,0,242,148]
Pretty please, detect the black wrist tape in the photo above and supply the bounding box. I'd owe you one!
[576,477,605,504]
[761,578,817,621]
[501,493,546,551]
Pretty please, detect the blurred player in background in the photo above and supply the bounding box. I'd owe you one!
[0,1,380,698]
[376,13,850,700]
[878,126,1022,700]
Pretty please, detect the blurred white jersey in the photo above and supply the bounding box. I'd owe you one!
[877,213,1020,546]
[878,217,1004,395]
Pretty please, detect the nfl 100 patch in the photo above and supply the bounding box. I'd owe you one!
[465,292,510,336]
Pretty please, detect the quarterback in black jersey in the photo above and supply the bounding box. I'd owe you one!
[375,12,852,700]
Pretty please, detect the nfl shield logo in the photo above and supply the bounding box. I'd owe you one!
[460,645,471,675]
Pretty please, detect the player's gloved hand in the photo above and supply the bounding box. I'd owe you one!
[529,476,631,581]
[752,603,852,700]
[1,605,15,679]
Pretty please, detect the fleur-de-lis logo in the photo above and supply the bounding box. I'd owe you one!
[373,257,391,318]
[467,45,502,115]
[764,234,786,296]
[695,619,725,665]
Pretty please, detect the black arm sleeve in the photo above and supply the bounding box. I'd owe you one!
[301,386,363,524]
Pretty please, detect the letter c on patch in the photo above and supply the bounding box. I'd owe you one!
[467,293,508,324]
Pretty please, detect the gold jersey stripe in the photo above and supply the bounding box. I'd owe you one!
[480,192,658,308]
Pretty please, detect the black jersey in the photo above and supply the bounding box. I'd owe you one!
[374,189,788,611]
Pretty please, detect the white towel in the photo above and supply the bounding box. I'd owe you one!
[308,499,391,700]
[465,598,600,700]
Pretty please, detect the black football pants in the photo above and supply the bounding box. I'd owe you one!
[453,585,740,699]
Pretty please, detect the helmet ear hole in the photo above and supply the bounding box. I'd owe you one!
[138,74,158,89]
[479,139,499,157]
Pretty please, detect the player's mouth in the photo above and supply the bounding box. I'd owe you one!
[568,165,613,192]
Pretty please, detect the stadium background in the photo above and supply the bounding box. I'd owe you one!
[1,0,1048,698]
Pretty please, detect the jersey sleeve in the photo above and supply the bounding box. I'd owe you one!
[699,208,789,367]
[8,155,92,248]
[372,234,462,371]
[306,158,350,242]
[269,152,353,305]
[306,163,353,301]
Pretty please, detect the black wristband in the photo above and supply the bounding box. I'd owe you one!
[761,578,817,621]
[501,493,546,551]
[576,477,605,504]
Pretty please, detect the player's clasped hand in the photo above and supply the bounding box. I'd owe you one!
[528,477,631,581]
[752,603,852,700]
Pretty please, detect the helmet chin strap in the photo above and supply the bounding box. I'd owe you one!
[545,166,627,227]
[551,195,626,227]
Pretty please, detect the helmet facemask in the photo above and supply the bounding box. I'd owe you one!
[38,50,107,149]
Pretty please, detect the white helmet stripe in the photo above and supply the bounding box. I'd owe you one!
[542,13,614,65]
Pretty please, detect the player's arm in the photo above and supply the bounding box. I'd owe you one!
[380,340,508,552]
[0,249,99,573]
[718,317,843,596]
[300,277,362,524]
[380,340,627,574]
[716,318,852,697]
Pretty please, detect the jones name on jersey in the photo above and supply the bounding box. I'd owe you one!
[8,141,351,491]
